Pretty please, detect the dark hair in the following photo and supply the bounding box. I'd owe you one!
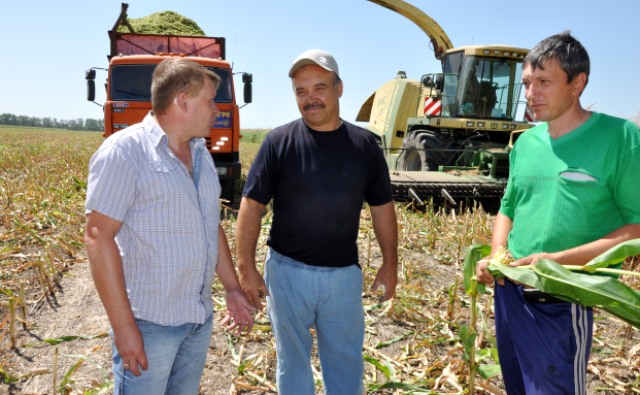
[524,31,590,87]
[333,73,342,87]
[151,58,221,115]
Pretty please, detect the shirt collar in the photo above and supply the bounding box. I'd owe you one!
[143,112,168,148]
[143,111,204,152]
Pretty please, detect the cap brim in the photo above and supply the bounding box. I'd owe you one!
[288,59,334,77]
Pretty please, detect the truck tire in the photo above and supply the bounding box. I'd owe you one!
[220,179,237,206]
[398,130,456,171]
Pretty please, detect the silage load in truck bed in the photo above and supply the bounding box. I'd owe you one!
[117,10,205,36]
[111,9,224,59]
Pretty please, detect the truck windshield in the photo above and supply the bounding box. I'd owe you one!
[441,53,524,120]
[110,64,232,103]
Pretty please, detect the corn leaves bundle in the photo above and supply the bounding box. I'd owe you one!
[463,239,640,329]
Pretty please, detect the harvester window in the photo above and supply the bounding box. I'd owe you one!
[440,74,459,117]
[452,57,524,119]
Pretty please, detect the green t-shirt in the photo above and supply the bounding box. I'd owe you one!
[500,112,640,260]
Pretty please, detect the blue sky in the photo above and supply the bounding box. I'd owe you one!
[2,0,638,129]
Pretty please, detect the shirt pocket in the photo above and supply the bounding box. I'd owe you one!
[558,169,607,202]
[137,159,191,206]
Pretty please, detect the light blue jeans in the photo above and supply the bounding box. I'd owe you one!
[111,314,213,395]
[265,248,365,395]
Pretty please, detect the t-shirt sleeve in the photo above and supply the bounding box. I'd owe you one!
[498,144,517,220]
[365,136,394,206]
[614,122,640,224]
[242,136,277,205]
[85,142,137,221]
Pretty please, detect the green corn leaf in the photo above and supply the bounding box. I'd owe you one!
[375,334,406,349]
[23,333,108,348]
[487,263,542,290]
[0,366,19,384]
[477,363,502,379]
[469,239,640,329]
[533,259,640,328]
[374,381,433,391]
[363,355,395,380]
[458,324,477,363]
[59,357,86,393]
[463,244,490,295]
[582,238,640,271]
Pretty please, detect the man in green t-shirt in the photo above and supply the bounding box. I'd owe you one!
[476,31,640,394]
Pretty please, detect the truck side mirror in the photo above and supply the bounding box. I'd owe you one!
[86,68,96,102]
[243,73,252,104]
[87,80,96,102]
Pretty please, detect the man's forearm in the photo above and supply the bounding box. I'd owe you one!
[370,202,399,267]
[549,223,640,265]
[216,224,243,291]
[235,197,266,273]
[491,213,512,255]
[85,227,136,331]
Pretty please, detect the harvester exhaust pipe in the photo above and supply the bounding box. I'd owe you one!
[441,188,457,207]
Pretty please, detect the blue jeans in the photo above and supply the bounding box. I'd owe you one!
[112,314,213,395]
[265,248,365,395]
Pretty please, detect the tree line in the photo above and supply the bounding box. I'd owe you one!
[0,113,103,132]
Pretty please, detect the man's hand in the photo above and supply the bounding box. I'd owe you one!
[113,323,148,376]
[371,263,398,302]
[476,258,503,286]
[369,202,399,303]
[221,289,257,335]
[238,267,268,311]
[510,252,551,267]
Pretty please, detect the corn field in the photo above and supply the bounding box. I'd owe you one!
[1,125,638,394]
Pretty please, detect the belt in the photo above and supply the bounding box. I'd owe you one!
[522,288,566,304]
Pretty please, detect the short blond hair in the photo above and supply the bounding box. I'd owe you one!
[151,58,221,115]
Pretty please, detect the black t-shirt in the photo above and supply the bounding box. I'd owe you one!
[243,119,393,267]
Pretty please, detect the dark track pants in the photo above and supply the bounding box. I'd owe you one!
[494,280,593,395]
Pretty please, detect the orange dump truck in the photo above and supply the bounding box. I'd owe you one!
[86,3,252,204]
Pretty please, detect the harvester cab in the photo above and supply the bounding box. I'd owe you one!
[358,0,533,210]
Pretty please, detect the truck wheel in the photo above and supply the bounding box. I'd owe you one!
[398,131,455,171]
[220,179,237,206]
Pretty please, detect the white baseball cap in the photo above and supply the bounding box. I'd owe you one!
[288,49,339,77]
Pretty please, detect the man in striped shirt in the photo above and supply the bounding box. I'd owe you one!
[85,58,254,394]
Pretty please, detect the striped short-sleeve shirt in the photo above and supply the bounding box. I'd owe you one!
[85,113,221,326]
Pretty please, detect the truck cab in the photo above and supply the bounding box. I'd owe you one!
[85,4,251,205]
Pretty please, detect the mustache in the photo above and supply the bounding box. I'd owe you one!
[303,102,325,111]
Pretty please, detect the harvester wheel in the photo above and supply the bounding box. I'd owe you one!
[398,131,456,171]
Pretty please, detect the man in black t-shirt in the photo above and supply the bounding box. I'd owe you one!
[236,49,398,395]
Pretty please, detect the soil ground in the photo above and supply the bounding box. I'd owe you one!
[1,250,638,394]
